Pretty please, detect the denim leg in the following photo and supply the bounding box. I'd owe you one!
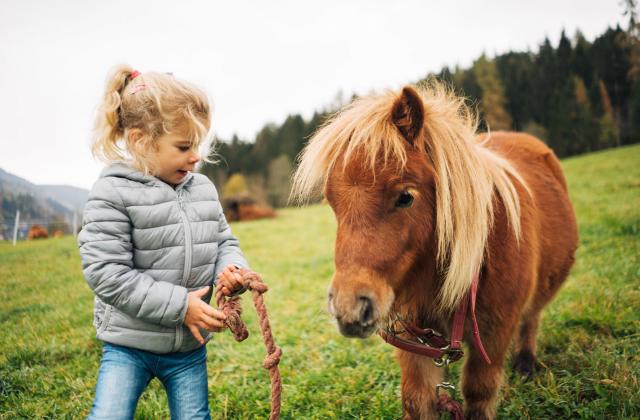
[158,346,210,420]
[88,343,153,420]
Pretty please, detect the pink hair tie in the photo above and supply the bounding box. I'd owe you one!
[127,70,147,94]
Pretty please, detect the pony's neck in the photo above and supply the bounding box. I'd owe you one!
[393,243,449,330]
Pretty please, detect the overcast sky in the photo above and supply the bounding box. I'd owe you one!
[0,0,627,189]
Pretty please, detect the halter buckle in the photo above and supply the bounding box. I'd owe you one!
[433,346,463,367]
[433,356,450,367]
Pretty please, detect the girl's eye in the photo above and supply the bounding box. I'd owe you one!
[178,146,190,152]
[395,191,414,208]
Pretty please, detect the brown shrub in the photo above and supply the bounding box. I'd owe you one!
[223,196,276,222]
[27,225,49,240]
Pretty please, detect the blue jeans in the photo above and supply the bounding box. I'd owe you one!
[88,343,210,420]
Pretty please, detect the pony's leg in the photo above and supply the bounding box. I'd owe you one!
[512,312,540,377]
[397,350,442,420]
[461,326,514,420]
[513,256,576,378]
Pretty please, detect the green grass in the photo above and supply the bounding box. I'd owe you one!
[1,145,638,419]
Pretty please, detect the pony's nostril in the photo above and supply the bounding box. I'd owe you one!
[358,296,374,324]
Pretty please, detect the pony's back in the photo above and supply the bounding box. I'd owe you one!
[486,131,578,315]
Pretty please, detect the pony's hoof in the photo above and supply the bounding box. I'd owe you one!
[512,349,538,379]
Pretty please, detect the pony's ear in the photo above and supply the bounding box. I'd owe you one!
[391,86,425,144]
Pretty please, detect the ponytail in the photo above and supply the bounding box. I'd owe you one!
[90,64,212,173]
[91,64,135,163]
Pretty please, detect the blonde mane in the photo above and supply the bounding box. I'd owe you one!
[292,81,529,311]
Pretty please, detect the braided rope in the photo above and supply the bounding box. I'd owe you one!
[215,269,282,420]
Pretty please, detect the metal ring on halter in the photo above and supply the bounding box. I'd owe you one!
[436,381,456,396]
[433,356,450,367]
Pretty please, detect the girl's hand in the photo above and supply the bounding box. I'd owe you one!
[184,286,227,344]
[217,265,244,296]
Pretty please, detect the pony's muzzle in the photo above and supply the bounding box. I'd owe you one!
[330,294,376,338]
[328,277,393,338]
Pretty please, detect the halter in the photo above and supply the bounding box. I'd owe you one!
[378,271,491,418]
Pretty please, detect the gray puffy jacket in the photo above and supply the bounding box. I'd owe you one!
[78,163,248,354]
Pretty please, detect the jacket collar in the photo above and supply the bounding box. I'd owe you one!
[100,162,194,190]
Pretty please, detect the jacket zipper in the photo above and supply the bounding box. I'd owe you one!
[177,192,193,287]
[98,304,112,335]
[174,190,192,351]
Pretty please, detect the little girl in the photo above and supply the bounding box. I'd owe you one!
[78,65,247,419]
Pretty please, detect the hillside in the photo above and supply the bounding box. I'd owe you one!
[0,168,89,238]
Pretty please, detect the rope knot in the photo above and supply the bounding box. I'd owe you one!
[248,280,269,294]
[237,270,268,294]
[263,346,283,369]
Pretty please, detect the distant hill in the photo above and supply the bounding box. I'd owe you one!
[0,168,89,239]
[35,185,90,212]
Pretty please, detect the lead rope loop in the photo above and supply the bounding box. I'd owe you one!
[215,269,282,420]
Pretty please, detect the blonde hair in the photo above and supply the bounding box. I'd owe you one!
[92,64,212,174]
[292,81,529,311]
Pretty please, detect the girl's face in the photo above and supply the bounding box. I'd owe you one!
[151,132,201,187]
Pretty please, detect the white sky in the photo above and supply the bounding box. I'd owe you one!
[0,0,627,189]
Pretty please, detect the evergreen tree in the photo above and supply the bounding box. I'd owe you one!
[280,115,306,162]
[472,54,513,130]
[495,52,535,130]
[266,155,293,208]
[629,81,640,142]
[556,30,573,83]
[572,31,593,87]
[592,27,632,141]
[571,76,596,153]
[598,80,620,148]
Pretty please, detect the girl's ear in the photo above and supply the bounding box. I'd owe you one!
[126,129,152,171]
[127,128,144,143]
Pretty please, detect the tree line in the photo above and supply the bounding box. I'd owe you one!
[201,21,640,208]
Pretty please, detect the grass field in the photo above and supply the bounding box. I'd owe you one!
[1,145,639,419]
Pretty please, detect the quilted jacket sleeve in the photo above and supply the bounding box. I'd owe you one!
[213,200,249,281]
[78,178,188,327]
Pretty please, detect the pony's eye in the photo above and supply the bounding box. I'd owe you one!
[395,191,414,208]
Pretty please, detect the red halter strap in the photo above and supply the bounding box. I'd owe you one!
[379,271,491,365]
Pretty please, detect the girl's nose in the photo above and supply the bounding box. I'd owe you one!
[189,152,201,164]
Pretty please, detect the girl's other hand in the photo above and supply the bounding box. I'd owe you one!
[217,265,244,296]
[184,286,227,344]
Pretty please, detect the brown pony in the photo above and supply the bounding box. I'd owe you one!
[292,82,578,419]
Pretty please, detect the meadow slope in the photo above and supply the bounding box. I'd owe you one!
[0,145,638,418]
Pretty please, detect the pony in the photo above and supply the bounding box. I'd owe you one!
[292,82,578,419]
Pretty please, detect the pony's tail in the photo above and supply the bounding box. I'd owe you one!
[91,64,136,163]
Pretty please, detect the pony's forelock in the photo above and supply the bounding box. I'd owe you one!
[292,80,528,311]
